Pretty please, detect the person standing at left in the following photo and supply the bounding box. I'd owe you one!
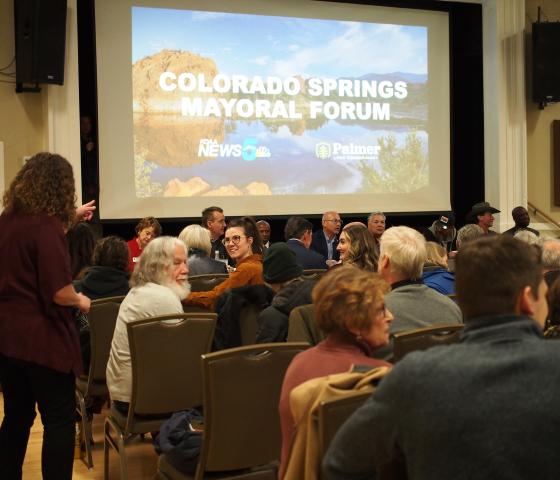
[0,152,92,480]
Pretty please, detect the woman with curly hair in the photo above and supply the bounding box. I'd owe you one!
[278,266,393,478]
[336,223,379,272]
[0,152,91,480]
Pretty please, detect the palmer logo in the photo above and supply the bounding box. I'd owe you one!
[315,143,332,160]
[315,142,381,160]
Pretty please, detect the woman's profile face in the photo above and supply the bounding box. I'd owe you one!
[360,303,394,349]
[138,227,156,249]
[337,231,351,261]
[223,226,253,261]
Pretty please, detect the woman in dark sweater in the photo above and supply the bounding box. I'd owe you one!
[74,235,130,299]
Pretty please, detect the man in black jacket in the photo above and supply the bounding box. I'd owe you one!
[256,243,317,343]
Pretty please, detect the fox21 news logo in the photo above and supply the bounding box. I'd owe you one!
[198,138,271,161]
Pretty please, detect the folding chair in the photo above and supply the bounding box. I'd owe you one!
[392,323,464,363]
[157,343,309,479]
[104,312,216,479]
[75,295,125,468]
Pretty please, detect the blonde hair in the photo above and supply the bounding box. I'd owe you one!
[380,226,426,279]
[179,224,212,256]
[425,242,448,268]
[313,266,389,335]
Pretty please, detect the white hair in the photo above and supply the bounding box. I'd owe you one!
[130,236,186,288]
[513,230,539,245]
[379,226,426,279]
[179,224,212,256]
[541,239,560,270]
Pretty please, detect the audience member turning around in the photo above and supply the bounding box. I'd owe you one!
[278,266,393,479]
[337,223,379,271]
[106,237,189,413]
[0,152,91,480]
[185,217,264,311]
[126,216,162,272]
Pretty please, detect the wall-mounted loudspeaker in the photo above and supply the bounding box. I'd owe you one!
[14,0,67,91]
[533,22,560,106]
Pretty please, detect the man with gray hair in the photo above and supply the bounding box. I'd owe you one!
[367,212,386,248]
[310,210,342,262]
[106,236,190,411]
[456,223,485,250]
[541,238,560,286]
[375,226,462,359]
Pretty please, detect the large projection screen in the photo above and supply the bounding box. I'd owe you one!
[96,0,450,219]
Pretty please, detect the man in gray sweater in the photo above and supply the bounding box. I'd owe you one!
[324,235,553,480]
[374,226,462,359]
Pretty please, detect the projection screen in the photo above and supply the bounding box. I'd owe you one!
[96,0,450,219]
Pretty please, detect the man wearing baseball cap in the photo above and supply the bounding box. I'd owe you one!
[423,213,456,251]
[466,201,500,235]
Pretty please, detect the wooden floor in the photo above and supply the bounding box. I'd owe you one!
[0,394,157,479]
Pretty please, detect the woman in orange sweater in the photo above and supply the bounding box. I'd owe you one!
[185,217,264,310]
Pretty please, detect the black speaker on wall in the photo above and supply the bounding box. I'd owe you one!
[14,0,67,91]
[532,22,560,106]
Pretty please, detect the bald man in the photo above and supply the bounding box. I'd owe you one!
[310,211,341,262]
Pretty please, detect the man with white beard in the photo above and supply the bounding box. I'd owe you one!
[106,236,190,413]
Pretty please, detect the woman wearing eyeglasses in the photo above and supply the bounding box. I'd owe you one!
[184,217,264,310]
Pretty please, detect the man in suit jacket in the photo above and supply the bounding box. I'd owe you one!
[284,216,327,270]
[310,211,341,262]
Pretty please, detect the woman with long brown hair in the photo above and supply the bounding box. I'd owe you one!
[336,223,379,272]
[185,216,264,310]
[0,152,91,480]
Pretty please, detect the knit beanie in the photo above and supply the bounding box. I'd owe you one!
[263,242,303,284]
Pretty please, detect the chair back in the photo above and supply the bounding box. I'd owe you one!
[88,295,125,384]
[127,313,217,416]
[317,391,371,462]
[198,343,309,475]
[189,273,229,292]
[239,303,265,345]
[302,269,327,280]
[392,323,464,363]
[287,304,324,345]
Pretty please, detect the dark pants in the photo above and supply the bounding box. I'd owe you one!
[0,354,76,480]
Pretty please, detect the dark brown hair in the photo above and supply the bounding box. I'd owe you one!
[312,266,389,335]
[201,206,223,229]
[284,216,313,240]
[227,217,263,254]
[93,236,129,271]
[456,236,543,320]
[66,222,96,279]
[135,216,162,237]
[2,152,76,228]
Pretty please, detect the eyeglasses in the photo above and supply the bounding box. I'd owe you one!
[222,235,247,246]
[326,219,343,225]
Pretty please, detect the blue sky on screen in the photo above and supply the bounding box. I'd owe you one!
[132,7,427,78]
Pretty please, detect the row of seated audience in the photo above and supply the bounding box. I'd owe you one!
[5,152,560,480]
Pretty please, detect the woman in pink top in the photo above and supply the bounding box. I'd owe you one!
[278,266,394,478]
